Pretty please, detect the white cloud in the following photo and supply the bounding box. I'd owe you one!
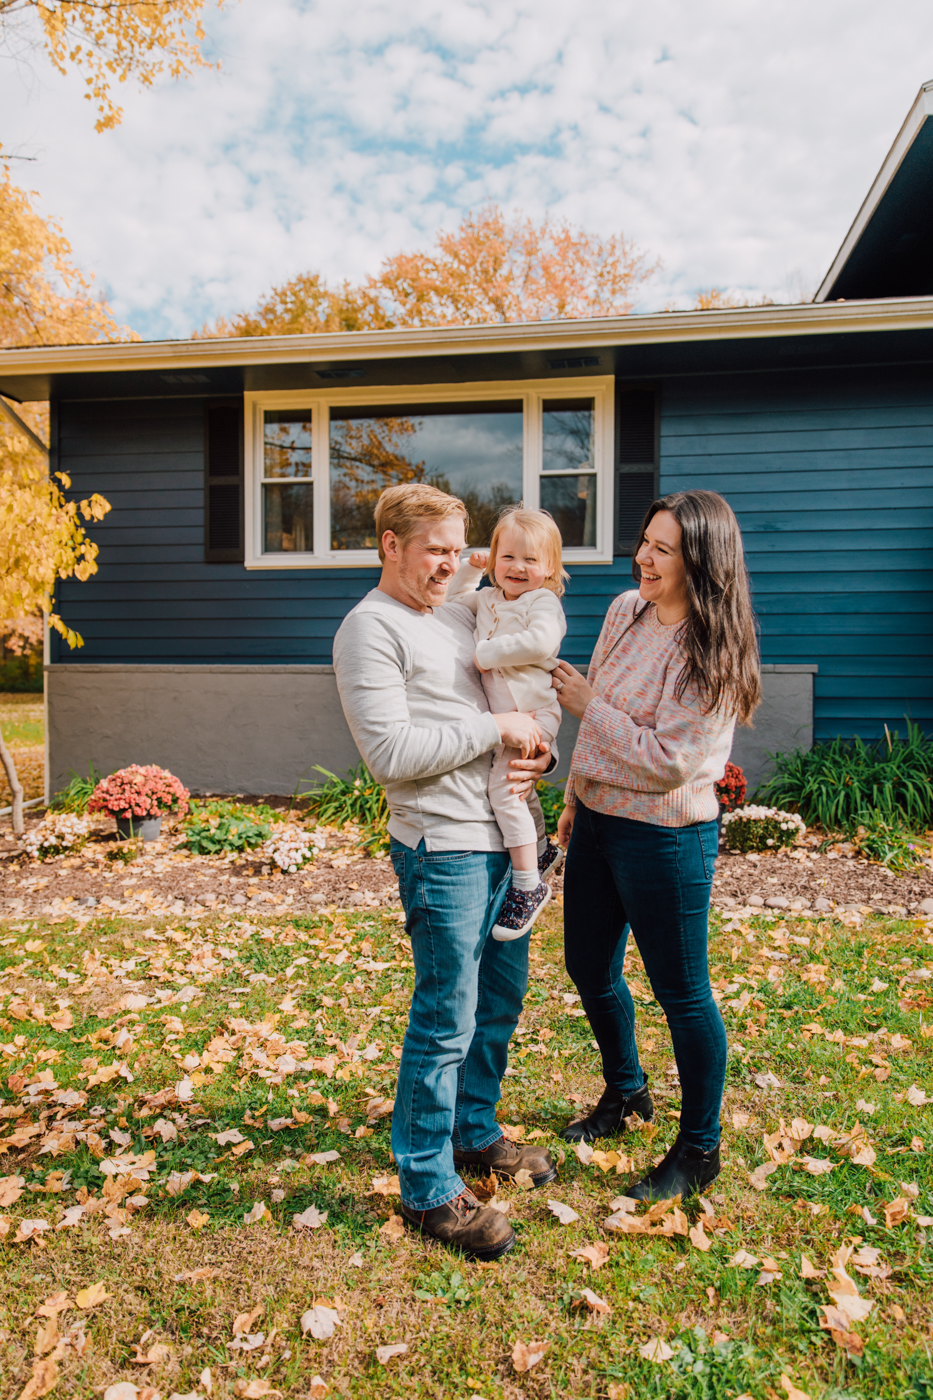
[2,0,932,338]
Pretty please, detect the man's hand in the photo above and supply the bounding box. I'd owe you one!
[557,802,576,847]
[506,742,552,801]
[493,711,542,758]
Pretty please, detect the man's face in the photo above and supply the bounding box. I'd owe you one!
[386,516,467,611]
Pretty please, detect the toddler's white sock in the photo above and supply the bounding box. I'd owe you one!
[511,869,539,892]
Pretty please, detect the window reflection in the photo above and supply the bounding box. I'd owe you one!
[329,402,523,549]
[263,412,313,551]
[542,399,595,473]
[540,474,596,548]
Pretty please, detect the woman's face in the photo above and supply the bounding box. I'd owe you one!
[635,509,689,619]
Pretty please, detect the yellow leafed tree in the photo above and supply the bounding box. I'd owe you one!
[0,0,229,131]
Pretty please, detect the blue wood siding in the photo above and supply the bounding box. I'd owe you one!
[660,366,933,742]
[54,363,933,745]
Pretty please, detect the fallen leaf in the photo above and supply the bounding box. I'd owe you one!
[779,1375,812,1400]
[689,1220,712,1252]
[233,1306,264,1337]
[75,1281,111,1309]
[301,1306,341,1341]
[375,1343,408,1364]
[292,1205,329,1230]
[18,1356,59,1399]
[570,1242,610,1271]
[234,1383,282,1398]
[36,1293,71,1318]
[187,1209,209,1230]
[513,1167,535,1190]
[369,1174,400,1196]
[573,1141,593,1164]
[56,1205,85,1230]
[547,1199,579,1225]
[731,1111,750,1129]
[638,1337,675,1363]
[242,1201,270,1225]
[102,1387,140,1400]
[800,1156,834,1176]
[512,1339,548,1372]
[906,1084,930,1106]
[799,1254,825,1279]
[747,1161,779,1191]
[574,1286,611,1314]
[308,1378,327,1400]
[883,1197,910,1228]
[380,1211,406,1242]
[305,1151,341,1166]
[729,1249,760,1269]
[470,1172,499,1204]
[14,1219,50,1243]
[0,1174,25,1207]
[753,1071,781,1088]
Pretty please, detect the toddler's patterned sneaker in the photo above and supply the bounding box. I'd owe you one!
[492,881,552,942]
[538,839,563,880]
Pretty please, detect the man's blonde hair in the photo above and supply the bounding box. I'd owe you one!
[374,483,470,562]
[487,507,569,597]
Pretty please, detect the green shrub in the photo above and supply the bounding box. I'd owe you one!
[0,654,43,692]
[536,780,565,835]
[306,764,389,854]
[758,720,933,831]
[49,767,103,814]
[849,813,928,872]
[721,805,806,854]
[179,805,272,855]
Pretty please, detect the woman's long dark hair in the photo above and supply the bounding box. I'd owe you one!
[622,490,761,726]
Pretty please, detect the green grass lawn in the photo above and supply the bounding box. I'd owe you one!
[0,899,930,1399]
[0,692,44,749]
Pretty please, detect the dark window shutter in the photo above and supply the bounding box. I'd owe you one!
[204,400,243,562]
[615,389,658,555]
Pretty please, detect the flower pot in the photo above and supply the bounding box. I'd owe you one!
[116,814,162,842]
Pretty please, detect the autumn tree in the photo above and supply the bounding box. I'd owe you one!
[0,0,228,131]
[202,204,659,338]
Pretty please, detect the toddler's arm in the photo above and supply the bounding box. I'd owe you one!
[444,558,485,614]
[474,591,567,670]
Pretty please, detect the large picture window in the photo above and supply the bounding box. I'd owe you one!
[245,377,614,566]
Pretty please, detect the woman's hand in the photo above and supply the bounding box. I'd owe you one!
[469,551,489,572]
[506,743,551,800]
[493,710,542,758]
[557,802,576,847]
[551,660,597,719]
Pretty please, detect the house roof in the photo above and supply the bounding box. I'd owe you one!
[4,295,933,401]
[816,80,933,302]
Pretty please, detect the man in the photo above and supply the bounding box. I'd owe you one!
[333,482,558,1259]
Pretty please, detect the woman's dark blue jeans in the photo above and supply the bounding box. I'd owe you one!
[563,801,726,1151]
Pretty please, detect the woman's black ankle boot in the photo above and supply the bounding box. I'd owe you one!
[560,1082,654,1144]
[627,1134,721,1201]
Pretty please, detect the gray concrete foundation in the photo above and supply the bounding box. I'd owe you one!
[46,661,815,799]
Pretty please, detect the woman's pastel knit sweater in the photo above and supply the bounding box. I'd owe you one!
[566,591,735,828]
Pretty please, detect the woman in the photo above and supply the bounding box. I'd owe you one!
[552,490,760,1201]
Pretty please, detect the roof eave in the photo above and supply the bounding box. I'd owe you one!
[3,296,933,390]
[814,80,933,303]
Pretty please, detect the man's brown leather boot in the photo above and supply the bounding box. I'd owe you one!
[401,1188,515,1260]
[453,1135,557,1187]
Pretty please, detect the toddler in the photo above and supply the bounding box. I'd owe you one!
[448,507,567,941]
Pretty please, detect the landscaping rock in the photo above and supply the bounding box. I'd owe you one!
[231,893,247,905]
[765,896,789,909]
[747,895,764,907]
[814,897,832,912]
[920,897,933,916]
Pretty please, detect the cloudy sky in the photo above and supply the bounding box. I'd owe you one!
[2,0,933,340]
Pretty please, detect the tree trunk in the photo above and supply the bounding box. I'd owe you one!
[0,726,24,837]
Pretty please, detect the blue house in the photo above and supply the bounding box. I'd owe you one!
[1,83,932,799]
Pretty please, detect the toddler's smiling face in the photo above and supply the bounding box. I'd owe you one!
[493,527,549,600]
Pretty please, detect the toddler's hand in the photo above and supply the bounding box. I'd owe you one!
[469,551,489,571]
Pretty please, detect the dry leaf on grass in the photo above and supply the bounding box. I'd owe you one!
[17,1357,59,1400]
[234,1382,282,1398]
[747,1161,779,1191]
[779,1376,812,1400]
[884,1197,910,1228]
[513,1167,535,1190]
[0,1174,25,1207]
[512,1339,548,1372]
[301,1306,341,1341]
[369,1174,401,1196]
[308,1378,327,1399]
[799,1254,825,1279]
[470,1172,499,1203]
[547,1199,580,1225]
[375,1343,408,1364]
[242,1201,270,1225]
[818,1304,865,1356]
[906,1084,930,1106]
[380,1211,406,1242]
[292,1205,328,1230]
[573,1287,611,1314]
[15,1219,50,1243]
[731,1111,750,1129]
[305,1150,341,1166]
[75,1281,110,1309]
[233,1306,264,1337]
[688,1220,712,1252]
[187,1209,209,1230]
[638,1337,674,1363]
[570,1242,610,1271]
[729,1249,759,1269]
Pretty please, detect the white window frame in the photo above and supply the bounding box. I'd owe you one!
[244,375,615,568]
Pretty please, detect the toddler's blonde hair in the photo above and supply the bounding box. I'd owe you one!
[487,507,569,598]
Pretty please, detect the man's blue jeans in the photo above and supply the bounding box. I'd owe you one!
[389,838,523,1211]
[563,802,726,1151]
